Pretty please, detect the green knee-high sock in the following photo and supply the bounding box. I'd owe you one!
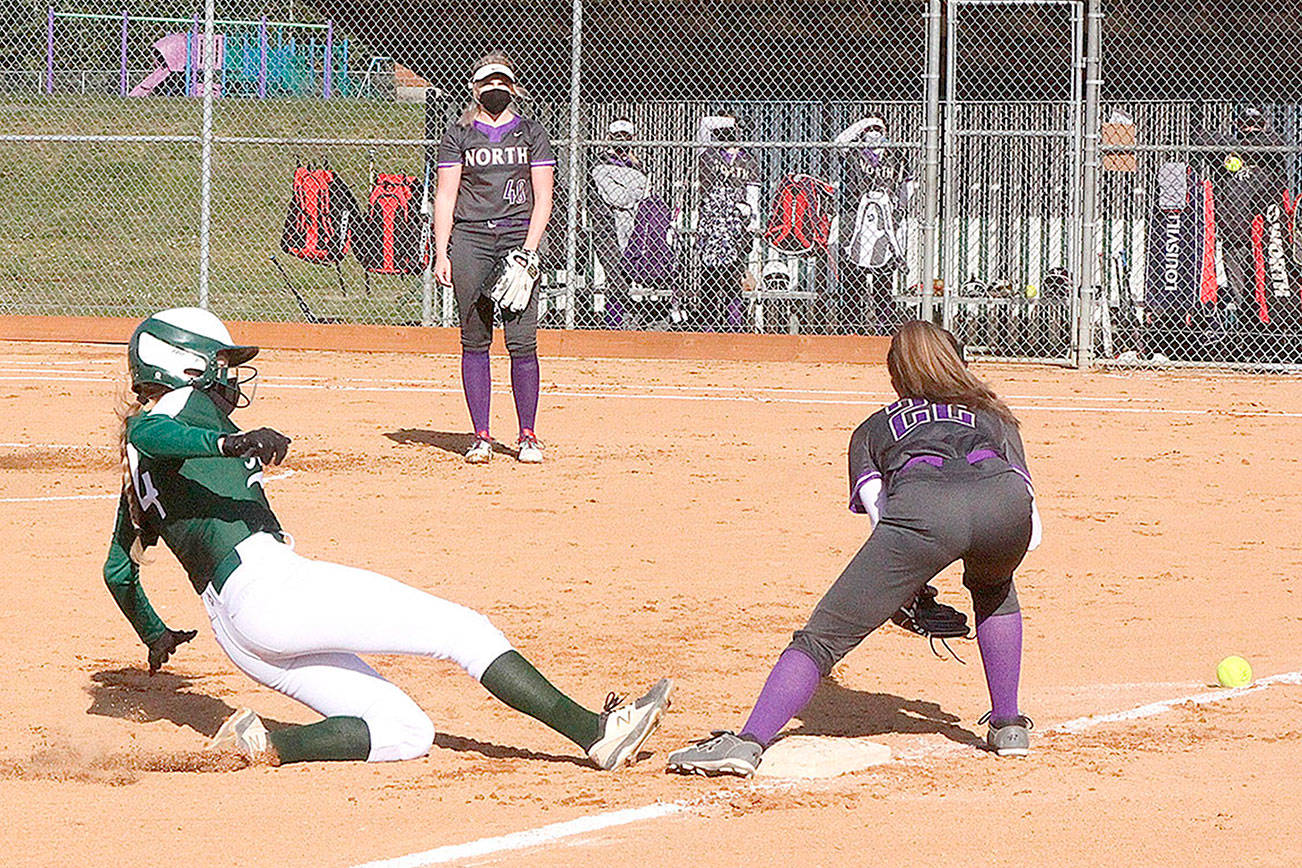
[268,716,371,764]
[479,651,600,749]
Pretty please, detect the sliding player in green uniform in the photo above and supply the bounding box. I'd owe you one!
[104,307,671,768]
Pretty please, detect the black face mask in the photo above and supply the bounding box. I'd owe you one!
[478,87,512,116]
[714,126,737,143]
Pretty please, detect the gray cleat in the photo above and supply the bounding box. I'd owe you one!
[979,712,1033,757]
[667,731,764,778]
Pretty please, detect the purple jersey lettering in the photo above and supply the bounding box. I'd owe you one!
[886,398,977,440]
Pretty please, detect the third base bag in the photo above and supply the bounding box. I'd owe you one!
[355,173,426,275]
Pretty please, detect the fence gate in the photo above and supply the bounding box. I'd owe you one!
[941,0,1084,362]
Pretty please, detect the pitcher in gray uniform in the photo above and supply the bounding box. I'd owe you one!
[668,320,1042,777]
[433,54,556,464]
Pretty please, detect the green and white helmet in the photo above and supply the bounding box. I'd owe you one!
[128,307,259,405]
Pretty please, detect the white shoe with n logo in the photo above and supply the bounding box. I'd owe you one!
[207,707,269,759]
[586,678,673,770]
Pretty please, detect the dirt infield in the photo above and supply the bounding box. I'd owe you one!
[1,340,1300,867]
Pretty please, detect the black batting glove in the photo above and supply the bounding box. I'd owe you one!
[222,427,291,466]
[147,628,198,675]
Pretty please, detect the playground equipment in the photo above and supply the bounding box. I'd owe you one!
[44,8,349,98]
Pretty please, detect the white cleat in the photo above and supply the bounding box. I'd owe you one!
[587,678,673,770]
[208,707,269,759]
[464,437,493,464]
[516,431,544,464]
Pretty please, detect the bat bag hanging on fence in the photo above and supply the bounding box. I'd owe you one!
[280,165,360,264]
[764,174,835,255]
[355,173,427,275]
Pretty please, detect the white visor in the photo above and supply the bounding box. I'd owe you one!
[472,63,516,83]
[609,119,635,135]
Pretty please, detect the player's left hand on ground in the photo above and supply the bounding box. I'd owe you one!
[222,427,291,466]
[148,628,198,675]
[892,584,970,639]
[490,248,541,313]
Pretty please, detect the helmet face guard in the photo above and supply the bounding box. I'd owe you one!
[128,313,259,408]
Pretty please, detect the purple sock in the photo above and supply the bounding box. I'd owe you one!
[510,354,540,435]
[739,648,822,746]
[976,610,1023,723]
[461,350,491,437]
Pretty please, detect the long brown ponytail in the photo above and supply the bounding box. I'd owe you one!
[116,385,151,563]
[885,320,1019,427]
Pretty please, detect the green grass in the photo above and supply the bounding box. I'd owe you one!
[0,95,435,323]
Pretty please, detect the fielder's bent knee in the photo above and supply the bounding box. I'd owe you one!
[970,581,1020,622]
[787,631,838,678]
[364,697,435,762]
[505,336,537,357]
[460,333,492,354]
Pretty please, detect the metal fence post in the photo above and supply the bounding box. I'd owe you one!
[119,9,129,98]
[197,0,216,309]
[563,0,583,329]
[920,0,944,323]
[1075,0,1102,367]
[45,7,54,95]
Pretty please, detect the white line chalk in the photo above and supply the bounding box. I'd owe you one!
[350,667,1302,868]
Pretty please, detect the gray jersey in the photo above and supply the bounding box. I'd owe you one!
[848,398,1031,509]
[436,116,555,225]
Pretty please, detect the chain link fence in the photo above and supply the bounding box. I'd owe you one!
[2,0,1300,367]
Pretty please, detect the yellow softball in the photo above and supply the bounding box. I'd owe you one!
[1224,154,1245,173]
[1215,655,1253,688]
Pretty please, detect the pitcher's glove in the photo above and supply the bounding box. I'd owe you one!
[222,427,291,466]
[488,248,541,313]
[148,628,198,675]
[892,584,971,661]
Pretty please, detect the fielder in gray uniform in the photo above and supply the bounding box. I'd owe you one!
[434,54,556,464]
[668,320,1043,777]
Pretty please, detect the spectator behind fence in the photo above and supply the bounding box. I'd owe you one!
[836,115,914,335]
[696,114,761,332]
[1194,107,1290,332]
[589,119,650,328]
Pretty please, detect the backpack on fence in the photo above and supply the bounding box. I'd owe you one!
[355,173,427,275]
[280,165,360,264]
[764,173,836,255]
[622,195,677,284]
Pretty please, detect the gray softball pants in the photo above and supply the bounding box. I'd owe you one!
[790,464,1033,676]
[450,222,538,356]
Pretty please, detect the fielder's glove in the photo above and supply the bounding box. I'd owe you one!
[222,427,291,466]
[489,248,541,313]
[148,628,198,675]
[892,583,971,661]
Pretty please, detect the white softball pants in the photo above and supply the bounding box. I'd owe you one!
[200,533,514,762]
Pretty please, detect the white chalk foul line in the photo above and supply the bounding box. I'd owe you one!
[1053,668,1302,734]
[349,803,686,868]
[351,667,1302,868]
[0,470,297,504]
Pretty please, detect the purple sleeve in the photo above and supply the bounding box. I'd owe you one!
[435,124,462,169]
[530,122,556,167]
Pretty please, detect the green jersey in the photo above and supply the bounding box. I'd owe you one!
[103,387,282,644]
